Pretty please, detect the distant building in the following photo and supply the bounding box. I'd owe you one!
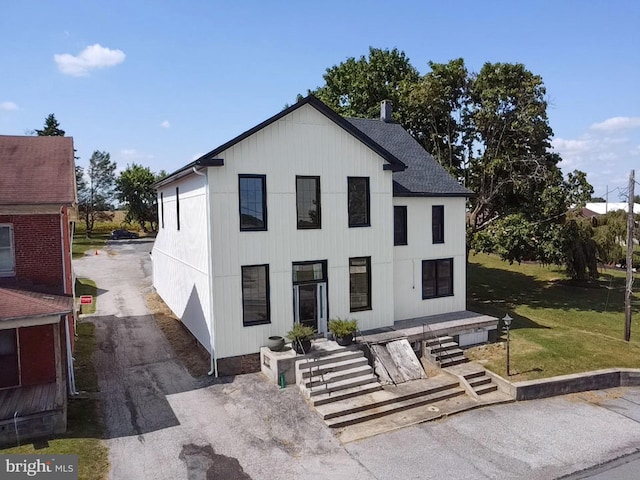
[581,202,640,218]
[0,135,77,446]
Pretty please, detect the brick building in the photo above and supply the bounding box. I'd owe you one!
[0,135,77,445]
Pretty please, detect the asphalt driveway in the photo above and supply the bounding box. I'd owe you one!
[73,239,640,480]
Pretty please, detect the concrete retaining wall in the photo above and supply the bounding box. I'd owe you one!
[509,368,640,401]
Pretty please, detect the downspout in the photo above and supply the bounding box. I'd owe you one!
[192,166,218,377]
[61,206,78,395]
[65,316,79,395]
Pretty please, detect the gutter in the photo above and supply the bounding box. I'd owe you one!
[61,206,78,395]
[192,166,218,377]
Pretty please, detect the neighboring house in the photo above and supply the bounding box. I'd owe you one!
[152,96,476,375]
[0,135,77,445]
[581,202,640,218]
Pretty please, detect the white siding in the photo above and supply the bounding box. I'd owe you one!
[392,196,467,320]
[210,104,395,358]
[152,174,212,352]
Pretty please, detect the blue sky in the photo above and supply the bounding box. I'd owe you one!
[1,1,638,199]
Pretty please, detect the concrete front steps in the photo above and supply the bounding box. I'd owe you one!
[425,336,469,367]
[295,347,382,404]
[316,374,465,428]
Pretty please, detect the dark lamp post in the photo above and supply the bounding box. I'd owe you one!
[503,313,513,376]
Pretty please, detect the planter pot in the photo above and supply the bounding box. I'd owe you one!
[292,339,312,354]
[335,334,354,346]
[266,336,285,352]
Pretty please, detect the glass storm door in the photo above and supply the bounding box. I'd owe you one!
[292,261,328,335]
[294,283,327,334]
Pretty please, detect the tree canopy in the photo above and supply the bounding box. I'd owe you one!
[35,114,66,136]
[116,164,164,232]
[79,151,117,235]
[310,48,596,278]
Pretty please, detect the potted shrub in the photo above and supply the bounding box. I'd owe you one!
[286,323,315,354]
[328,317,358,346]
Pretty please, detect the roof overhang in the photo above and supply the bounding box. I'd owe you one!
[153,158,224,189]
[154,95,407,190]
[0,203,76,215]
[0,314,63,330]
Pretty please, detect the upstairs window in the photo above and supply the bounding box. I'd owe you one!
[348,177,370,227]
[394,206,407,246]
[0,224,15,277]
[241,264,271,326]
[432,205,444,244]
[422,259,453,299]
[296,176,321,229]
[239,175,267,231]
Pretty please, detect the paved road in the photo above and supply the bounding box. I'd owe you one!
[74,240,640,479]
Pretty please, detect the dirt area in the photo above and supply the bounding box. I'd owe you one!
[145,292,211,377]
[568,388,626,404]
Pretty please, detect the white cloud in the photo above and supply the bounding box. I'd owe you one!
[0,101,18,111]
[191,152,205,161]
[54,44,126,77]
[160,120,171,129]
[590,116,640,132]
[553,118,640,197]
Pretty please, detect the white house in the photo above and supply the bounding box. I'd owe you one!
[152,96,477,375]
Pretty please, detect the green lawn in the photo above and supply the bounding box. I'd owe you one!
[0,322,109,480]
[72,233,109,259]
[466,253,640,380]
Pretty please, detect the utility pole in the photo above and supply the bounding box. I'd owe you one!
[625,170,635,342]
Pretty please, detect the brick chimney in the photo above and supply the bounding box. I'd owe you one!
[380,100,392,123]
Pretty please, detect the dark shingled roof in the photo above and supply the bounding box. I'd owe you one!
[346,118,472,197]
[0,288,73,322]
[0,135,76,205]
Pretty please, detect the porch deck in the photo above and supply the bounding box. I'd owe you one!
[359,310,498,345]
[0,383,63,421]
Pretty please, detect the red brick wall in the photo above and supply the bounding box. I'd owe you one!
[0,214,64,293]
[19,324,56,386]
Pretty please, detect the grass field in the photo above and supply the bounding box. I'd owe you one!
[466,253,640,381]
[0,322,109,480]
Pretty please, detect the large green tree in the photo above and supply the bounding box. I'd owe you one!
[116,164,164,232]
[81,151,117,235]
[399,58,468,176]
[313,47,419,119]
[35,114,65,136]
[311,49,596,278]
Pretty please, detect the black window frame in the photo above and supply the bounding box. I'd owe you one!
[394,205,408,246]
[422,258,454,299]
[432,205,444,244]
[296,176,321,229]
[239,174,268,232]
[160,192,164,229]
[241,264,271,326]
[347,177,370,227]
[175,187,180,231]
[349,256,372,312]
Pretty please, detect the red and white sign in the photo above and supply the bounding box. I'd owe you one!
[79,295,93,305]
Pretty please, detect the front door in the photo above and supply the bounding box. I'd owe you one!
[293,261,328,334]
